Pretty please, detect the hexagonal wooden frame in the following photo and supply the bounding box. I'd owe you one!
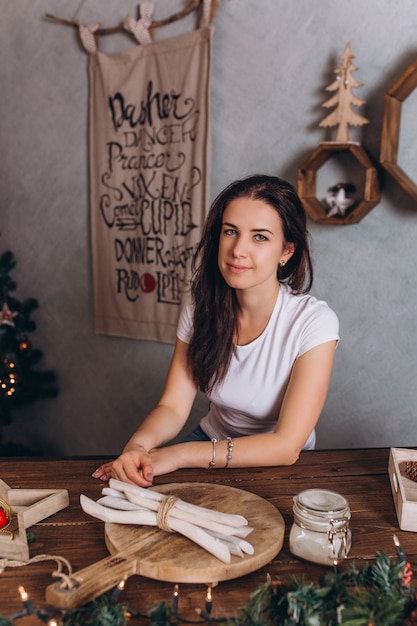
[380,57,417,203]
[297,142,380,224]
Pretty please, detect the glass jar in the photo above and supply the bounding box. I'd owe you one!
[289,488,351,566]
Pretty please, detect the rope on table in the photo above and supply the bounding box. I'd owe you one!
[0,554,77,590]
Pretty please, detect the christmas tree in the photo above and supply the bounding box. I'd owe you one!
[0,251,58,455]
[319,42,369,142]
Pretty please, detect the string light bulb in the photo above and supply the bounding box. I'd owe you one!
[18,585,34,613]
[393,534,407,564]
[171,584,179,614]
[205,584,213,615]
[110,578,126,603]
[18,587,28,602]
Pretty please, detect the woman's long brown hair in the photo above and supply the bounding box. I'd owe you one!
[187,174,313,394]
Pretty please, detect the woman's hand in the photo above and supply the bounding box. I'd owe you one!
[92,445,155,487]
[92,444,186,487]
[148,444,186,477]
[92,461,114,482]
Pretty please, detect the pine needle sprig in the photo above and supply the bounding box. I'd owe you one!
[148,600,173,626]
[63,593,130,626]
[366,551,404,594]
[238,579,271,626]
[341,586,410,626]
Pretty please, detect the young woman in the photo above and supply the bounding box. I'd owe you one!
[93,174,339,486]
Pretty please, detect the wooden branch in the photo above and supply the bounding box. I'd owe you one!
[209,0,221,24]
[44,0,220,35]
[149,0,201,30]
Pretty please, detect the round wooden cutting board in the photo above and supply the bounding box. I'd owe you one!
[105,482,285,583]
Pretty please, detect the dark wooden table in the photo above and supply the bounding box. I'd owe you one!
[0,449,416,623]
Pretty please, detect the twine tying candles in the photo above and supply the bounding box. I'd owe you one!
[156,495,179,532]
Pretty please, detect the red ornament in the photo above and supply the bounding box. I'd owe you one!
[0,499,12,536]
[0,507,9,528]
[401,561,414,588]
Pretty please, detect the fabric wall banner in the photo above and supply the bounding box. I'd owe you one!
[82,15,212,343]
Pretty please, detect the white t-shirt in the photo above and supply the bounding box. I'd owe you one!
[176,284,339,449]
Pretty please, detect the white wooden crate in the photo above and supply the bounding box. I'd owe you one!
[388,447,417,532]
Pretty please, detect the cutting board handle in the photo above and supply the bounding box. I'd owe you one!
[45,550,137,609]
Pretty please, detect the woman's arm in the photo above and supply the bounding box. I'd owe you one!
[93,338,198,485]
[145,340,337,475]
[94,339,336,483]
[270,338,337,463]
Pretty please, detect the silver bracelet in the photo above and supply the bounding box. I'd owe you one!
[208,438,218,469]
[224,436,234,468]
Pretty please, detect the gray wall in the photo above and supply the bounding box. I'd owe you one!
[1,0,416,456]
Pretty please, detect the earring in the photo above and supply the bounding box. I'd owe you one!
[279,260,286,267]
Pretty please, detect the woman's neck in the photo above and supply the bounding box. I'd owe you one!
[234,282,280,345]
[236,280,280,316]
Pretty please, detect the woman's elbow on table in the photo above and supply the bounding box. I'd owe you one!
[263,434,302,467]
[276,447,301,467]
[258,450,300,468]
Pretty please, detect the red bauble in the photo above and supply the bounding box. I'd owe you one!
[0,508,9,528]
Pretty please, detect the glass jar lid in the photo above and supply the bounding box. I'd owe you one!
[296,489,350,516]
[293,489,351,531]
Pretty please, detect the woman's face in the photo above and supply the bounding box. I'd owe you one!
[217,197,295,293]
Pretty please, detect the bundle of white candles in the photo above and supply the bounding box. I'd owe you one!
[80,479,254,564]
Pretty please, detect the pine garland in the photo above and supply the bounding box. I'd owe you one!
[0,552,416,626]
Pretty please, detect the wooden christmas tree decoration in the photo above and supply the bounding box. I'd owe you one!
[297,43,380,224]
[319,42,369,142]
[0,479,69,561]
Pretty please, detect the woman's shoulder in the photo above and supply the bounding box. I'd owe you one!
[279,284,339,337]
[275,286,339,354]
[280,284,337,317]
